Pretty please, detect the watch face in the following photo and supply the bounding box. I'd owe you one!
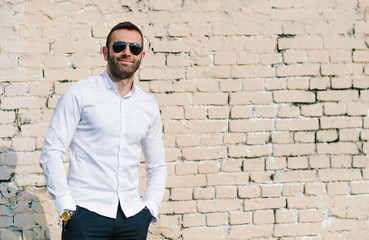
[61,211,71,221]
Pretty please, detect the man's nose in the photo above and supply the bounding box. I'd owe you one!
[121,45,132,56]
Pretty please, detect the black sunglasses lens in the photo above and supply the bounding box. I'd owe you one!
[112,42,143,55]
[112,42,126,53]
[129,44,143,55]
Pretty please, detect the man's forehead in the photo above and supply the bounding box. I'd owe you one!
[110,29,142,44]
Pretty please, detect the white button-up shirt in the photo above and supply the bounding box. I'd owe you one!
[39,71,166,221]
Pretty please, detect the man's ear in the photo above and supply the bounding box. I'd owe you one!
[102,46,108,61]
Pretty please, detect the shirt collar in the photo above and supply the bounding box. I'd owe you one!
[101,70,137,98]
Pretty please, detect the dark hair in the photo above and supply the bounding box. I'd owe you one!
[106,22,144,48]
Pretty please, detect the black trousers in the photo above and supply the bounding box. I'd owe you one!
[62,205,152,240]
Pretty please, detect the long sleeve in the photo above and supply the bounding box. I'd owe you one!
[141,108,167,222]
[39,84,82,215]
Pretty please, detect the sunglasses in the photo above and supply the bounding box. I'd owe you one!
[112,41,143,55]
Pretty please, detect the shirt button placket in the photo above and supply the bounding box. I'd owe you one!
[117,98,125,193]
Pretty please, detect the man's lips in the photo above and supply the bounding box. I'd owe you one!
[118,58,133,64]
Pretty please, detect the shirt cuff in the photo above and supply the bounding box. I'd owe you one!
[144,201,160,223]
[55,195,76,217]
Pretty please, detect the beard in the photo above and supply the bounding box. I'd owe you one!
[107,50,142,81]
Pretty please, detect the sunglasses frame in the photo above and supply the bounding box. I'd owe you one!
[112,41,143,56]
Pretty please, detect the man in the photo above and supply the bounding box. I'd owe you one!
[39,22,167,240]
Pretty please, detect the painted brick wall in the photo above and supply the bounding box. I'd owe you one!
[1,0,369,239]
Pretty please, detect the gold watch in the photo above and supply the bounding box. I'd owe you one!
[61,209,75,222]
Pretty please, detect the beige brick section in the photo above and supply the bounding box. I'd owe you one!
[274,223,321,237]
[229,225,274,239]
[2,0,369,239]
[244,198,286,211]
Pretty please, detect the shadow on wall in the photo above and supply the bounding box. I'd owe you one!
[0,147,60,240]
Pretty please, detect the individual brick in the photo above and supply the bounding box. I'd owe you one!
[196,79,219,92]
[261,184,282,198]
[277,105,300,118]
[198,162,220,174]
[231,65,275,78]
[229,119,274,132]
[243,197,286,211]
[317,130,339,142]
[216,186,237,199]
[208,106,230,119]
[274,90,316,103]
[192,92,228,105]
[161,200,197,215]
[154,93,191,106]
[219,79,241,92]
[175,162,198,175]
[271,132,294,144]
[286,196,321,209]
[223,133,246,145]
[214,51,237,65]
[351,182,369,194]
[193,187,215,200]
[301,104,323,117]
[182,227,228,240]
[294,131,315,143]
[276,119,319,131]
[228,225,274,239]
[309,77,330,90]
[230,92,272,105]
[317,142,359,155]
[253,210,274,224]
[278,36,323,50]
[318,169,362,182]
[327,182,349,196]
[182,146,227,160]
[265,78,287,90]
[331,156,352,168]
[206,213,229,226]
[221,159,242,173]
[275,209,298,223]
[273,144,315,157]
[318,90,359,102]
[229,145,271,158]
[246,133,269,145]
[197,199,241,213]
[320,116,362,129]
[273,170,316,183]
[230,106,253,119]
[253,106,276,118]
[243,158,265,171]
[266,157,287,170]
[276,64,320,77]
[176,134,200,147]
[309,156,330,169]
[0,111,15,124]
[238,185,261,199]
[274,223,321,237]
[184,106,207,120]
[305,183,326,196]
[207,172,249,186]
[166,175,206,188]
[299,209,324,223]
[230,212,252,225]
[170,188,193,201]
[149,80,174,93]
[287,157,309,169]
[183,214,206,227]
